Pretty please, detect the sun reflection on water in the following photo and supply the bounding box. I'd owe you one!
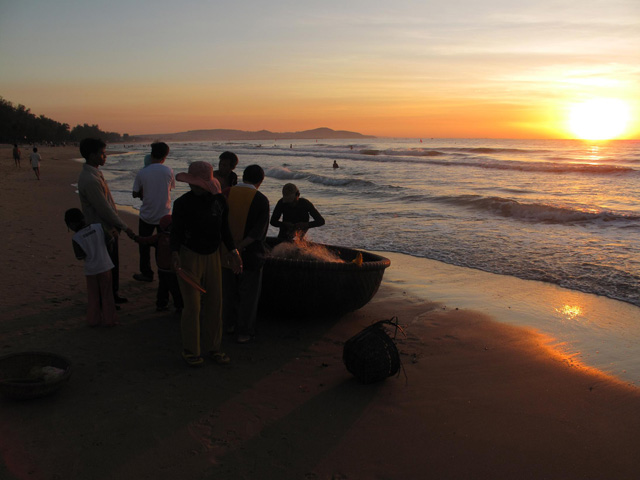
[587,145,601,163]
[556,304,583,320]
[575,144,604,165]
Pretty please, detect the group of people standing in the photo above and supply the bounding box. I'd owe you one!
[65,139,325,367]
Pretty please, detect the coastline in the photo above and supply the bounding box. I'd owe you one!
[1,144,639,479]
[380,251,640,385]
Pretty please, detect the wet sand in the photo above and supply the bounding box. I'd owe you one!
[1,144,639,480]
[382,252,640,385]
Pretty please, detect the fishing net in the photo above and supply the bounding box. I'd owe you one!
[269,238,344,263]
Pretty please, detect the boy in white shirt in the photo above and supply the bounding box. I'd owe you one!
[30,147,41,180]
[65,208,118,327]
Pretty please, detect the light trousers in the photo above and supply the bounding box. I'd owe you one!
[177,246,223,356]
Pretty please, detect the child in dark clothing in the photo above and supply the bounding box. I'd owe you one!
[134,214,183,313]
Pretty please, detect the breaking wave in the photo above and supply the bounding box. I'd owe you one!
[350,154,636,176]
[428,194,640,224]
[265,166,375,188]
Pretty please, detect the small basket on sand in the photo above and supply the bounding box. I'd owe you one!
[343,318,402,384]
[0,352,72,400]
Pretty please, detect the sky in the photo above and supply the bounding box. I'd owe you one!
[1,0,639,139]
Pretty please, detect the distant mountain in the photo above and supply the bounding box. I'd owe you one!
[134,127,375,141]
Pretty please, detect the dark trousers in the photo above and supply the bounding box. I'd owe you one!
[138,218,158,277]
[106,235,120,295]
[157,270,183,310]
[222,267,263,336]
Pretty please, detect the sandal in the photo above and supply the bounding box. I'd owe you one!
[211,352,231,365]
[182,350,204,367]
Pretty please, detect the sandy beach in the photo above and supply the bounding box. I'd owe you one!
[1,144,639,480]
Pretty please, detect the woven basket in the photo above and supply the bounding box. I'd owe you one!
[343,319,401,384]
[259,238,391,318]
[0,352,72,400]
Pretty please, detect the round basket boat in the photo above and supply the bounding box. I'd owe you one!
[259,238,391,318]
[0,352,72,400]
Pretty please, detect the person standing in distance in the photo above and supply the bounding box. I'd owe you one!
[30,147,41,180]
[13,144,21,168]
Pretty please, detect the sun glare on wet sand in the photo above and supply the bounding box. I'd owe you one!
[568,98,632,140]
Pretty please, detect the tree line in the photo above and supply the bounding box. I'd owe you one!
[0,96,130,144]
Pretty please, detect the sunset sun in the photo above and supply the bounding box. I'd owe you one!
[568,98,631,140]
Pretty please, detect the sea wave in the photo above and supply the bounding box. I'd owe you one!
[364,147,551,156]
[348,153,637,176]
[360,148,446,157]
[429,194,640,224]
[443,146,553,155]
[475,161,636,175]
[201,143,637,177]
[264,166,375,188]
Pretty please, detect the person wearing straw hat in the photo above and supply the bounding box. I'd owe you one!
[170,161,242,367]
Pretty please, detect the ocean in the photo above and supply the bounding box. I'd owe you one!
[102,137,640,309]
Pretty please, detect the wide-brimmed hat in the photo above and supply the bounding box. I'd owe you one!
[176,161,221,195]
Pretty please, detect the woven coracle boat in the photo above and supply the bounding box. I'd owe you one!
[259,238,391,318]
[0,352,72,400]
